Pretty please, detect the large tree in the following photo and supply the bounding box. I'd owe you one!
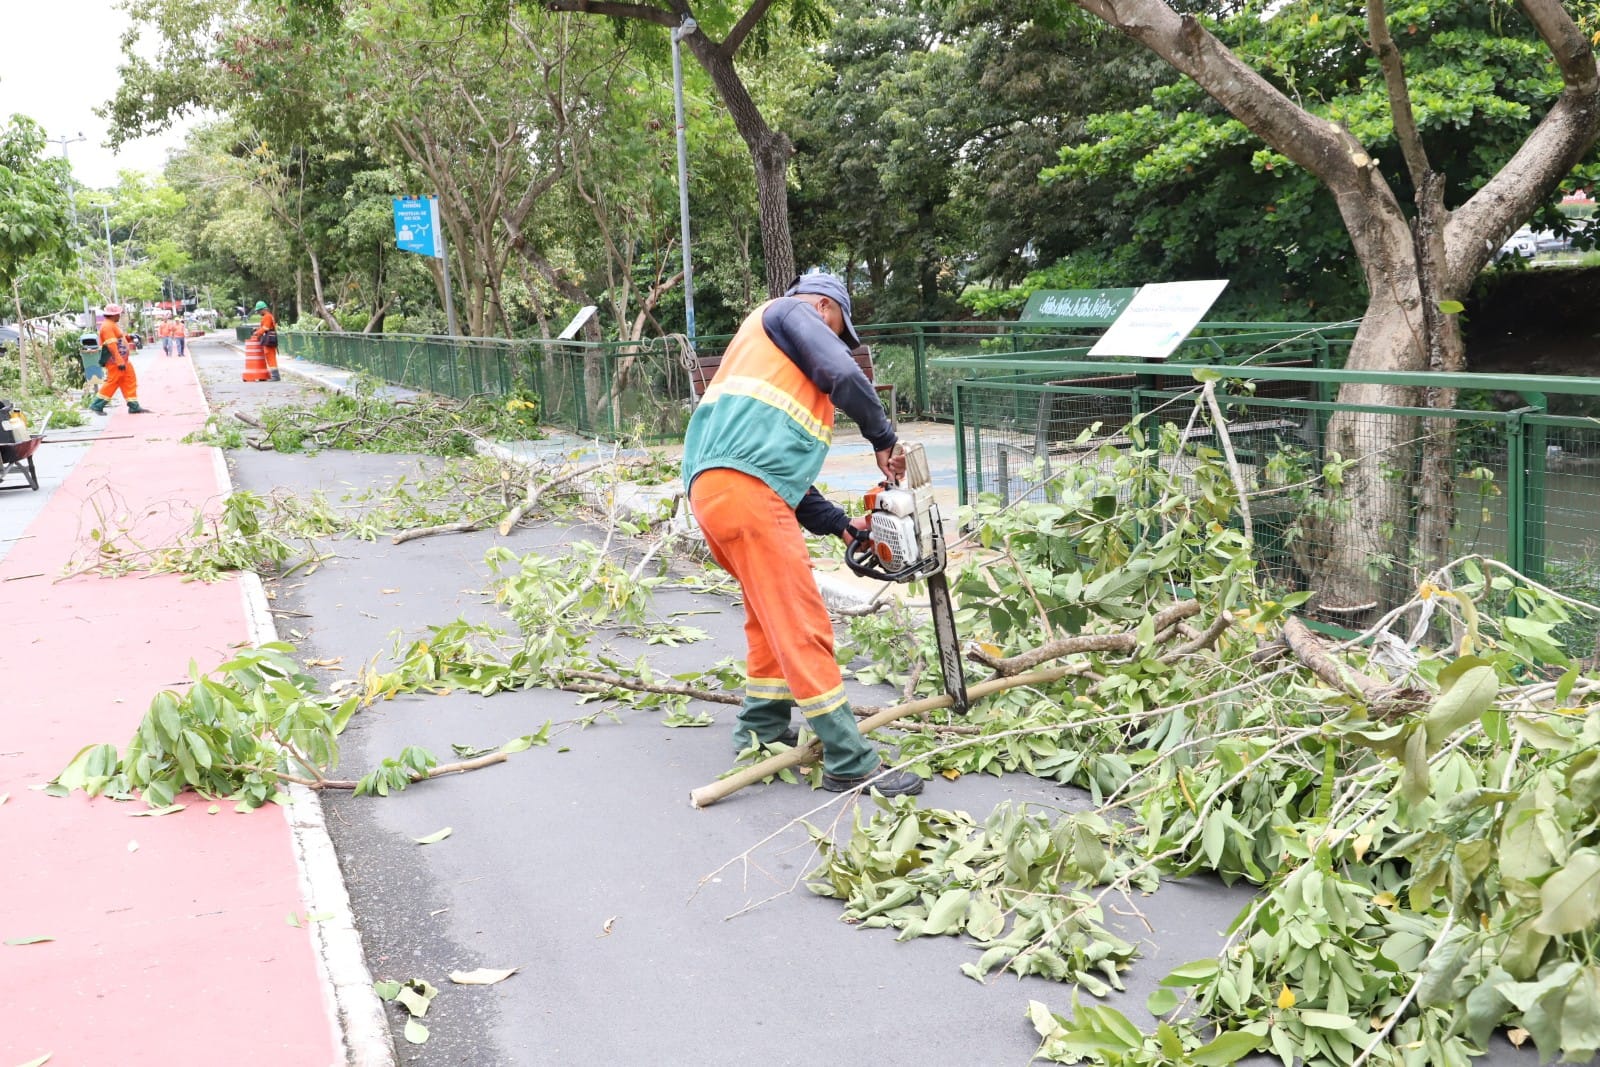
[0,116,75,391]
[1062,0,1600,612]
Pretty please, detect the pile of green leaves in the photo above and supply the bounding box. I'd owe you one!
[808,800,1154,990]
[50,643,549,808]
[245,377,543,456]
[52,645,357,810]
[813,412,1600,1065]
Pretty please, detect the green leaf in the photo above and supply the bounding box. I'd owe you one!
[1437,300,1465,314]
[1560,966,1600,1054]
[1535,849,1600,935]
[1298,1010,1356,1030]
[129,804,186,817]
[925,887,971,935]
[1400,725,1430,804]
[1423,664,1498,750]
[1201,812,1226,868]
[4,935,55,945]
[1146,987,1180,1015]
[397,984,434,1017]
[373,979,401,1000]
[404,1018,430,1044]
[1190,1029,1262,1065]
[1161,958,1220,986]
[414,827,453,845]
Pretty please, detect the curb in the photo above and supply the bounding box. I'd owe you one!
[211,446,396,1067]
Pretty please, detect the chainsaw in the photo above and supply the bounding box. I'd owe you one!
[844,443,970,713]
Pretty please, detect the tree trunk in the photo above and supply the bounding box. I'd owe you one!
[11,279,27,396]
[683,32,795,296]
[307,249,343,331]
[1067,0,1600,618]
[1410,173,1466,582]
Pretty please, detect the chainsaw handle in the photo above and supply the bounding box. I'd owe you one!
[875,442,906,484]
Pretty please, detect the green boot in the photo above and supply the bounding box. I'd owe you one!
[803,701,880,780]
[733,696,797,753]
[88,396,108,415]
[127,401,147,414]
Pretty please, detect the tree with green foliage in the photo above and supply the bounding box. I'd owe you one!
[789,0,1168,320]
[283,0,834,298]
[0,115,76,391]
[1054,0,1600,614]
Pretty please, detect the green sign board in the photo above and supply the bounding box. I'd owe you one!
[1020,288,1140,325]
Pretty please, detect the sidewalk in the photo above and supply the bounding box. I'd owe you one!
[0,338,364,1067]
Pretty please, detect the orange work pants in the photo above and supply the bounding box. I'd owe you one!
[263,345,279,370]
[689,468,847,719]
[97,361,139,404]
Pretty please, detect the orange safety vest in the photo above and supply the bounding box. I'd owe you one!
[99,320,128,364]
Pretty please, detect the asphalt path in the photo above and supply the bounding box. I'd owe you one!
[192,344,1542,1066]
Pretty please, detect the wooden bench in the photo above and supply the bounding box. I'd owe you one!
[690,345,897,430]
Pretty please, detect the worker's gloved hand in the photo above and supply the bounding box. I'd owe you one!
[875,446,906,483]
[842,515,871,542]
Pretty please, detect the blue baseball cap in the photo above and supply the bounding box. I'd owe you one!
[785,272,861,348]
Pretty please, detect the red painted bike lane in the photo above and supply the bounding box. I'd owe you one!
[0,351,339,1066]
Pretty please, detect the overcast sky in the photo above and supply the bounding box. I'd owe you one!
[0,0,187,189]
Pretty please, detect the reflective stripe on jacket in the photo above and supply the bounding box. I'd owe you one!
[683,300,842,507]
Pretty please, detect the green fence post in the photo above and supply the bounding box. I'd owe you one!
[954,378,972,504]
[1524,396,1549,584]
[1506,409,1528,579]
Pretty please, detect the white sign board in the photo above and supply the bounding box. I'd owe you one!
[557,305,598,341]
[1088,279,1229,360]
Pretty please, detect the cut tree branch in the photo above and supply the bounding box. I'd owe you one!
[968,600,1204,677]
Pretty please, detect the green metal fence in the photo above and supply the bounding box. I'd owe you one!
[942,355,1600,621]
[283,319,1358,437]
[856,319,1356,420]
[284,331,702,442]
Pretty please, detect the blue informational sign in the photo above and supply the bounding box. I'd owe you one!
[393,196,442,259]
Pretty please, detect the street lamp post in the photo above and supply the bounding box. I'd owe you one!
[671,16,698,343]
[99,204,119,306]
[46,132,96,329]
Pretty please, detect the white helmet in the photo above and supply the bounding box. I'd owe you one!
[104,304,123,317]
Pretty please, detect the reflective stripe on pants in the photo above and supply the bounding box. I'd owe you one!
[689,468,846,716]
[97,362,138,404]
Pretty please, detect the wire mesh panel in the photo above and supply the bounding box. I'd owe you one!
[953,364,1600,624]
[281,332,701,441]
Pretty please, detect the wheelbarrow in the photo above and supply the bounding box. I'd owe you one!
[0,434,41,491]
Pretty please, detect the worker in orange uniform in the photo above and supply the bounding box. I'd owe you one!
[89,305,148,415]
[681,272,922,798]
[251,300,280,381]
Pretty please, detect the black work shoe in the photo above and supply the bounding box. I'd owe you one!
[821,764,924,797]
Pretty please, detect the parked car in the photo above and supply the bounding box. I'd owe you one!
[1497,228,1538,260]
[1534,230,1573,254]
